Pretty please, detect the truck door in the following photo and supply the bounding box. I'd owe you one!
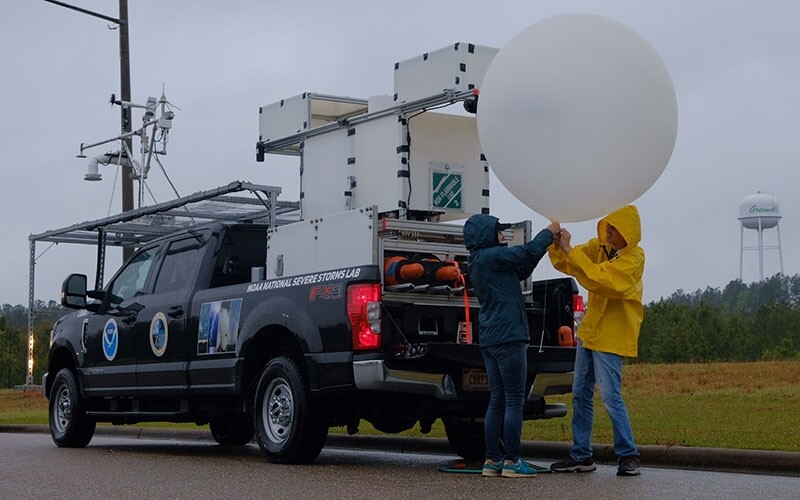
[134,235,206,395]
[188,226,264,393]
[82,246,159,397]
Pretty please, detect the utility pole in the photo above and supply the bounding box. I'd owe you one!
[44,0,134,261]
[118,0,134,261]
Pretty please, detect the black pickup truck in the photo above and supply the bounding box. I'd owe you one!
[45,218,580,464]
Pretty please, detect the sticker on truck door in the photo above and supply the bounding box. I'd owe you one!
[197,298,242,355]
[102,319,119,361]
[150,312,168,357]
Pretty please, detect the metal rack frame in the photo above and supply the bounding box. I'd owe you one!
[23,180,300,388]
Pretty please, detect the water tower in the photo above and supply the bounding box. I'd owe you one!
[738,192,783,281]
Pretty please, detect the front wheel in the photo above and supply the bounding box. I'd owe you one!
[49,368,96,448]
[253,357,328,464]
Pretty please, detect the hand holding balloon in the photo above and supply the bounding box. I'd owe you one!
[558,228,572,254]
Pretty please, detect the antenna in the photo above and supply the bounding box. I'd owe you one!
[78,89,178,208]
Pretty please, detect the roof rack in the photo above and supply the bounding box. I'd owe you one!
[24,180,300,387]
[29,181,298,247]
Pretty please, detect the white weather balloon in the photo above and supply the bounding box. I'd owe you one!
[477,13,678,222]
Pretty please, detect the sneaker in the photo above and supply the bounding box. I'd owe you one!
[482,459,503,477]
[617,456,641,476]
[501,459,539,478]
[550,457,596,473]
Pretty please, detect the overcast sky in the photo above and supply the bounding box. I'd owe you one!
[1,0,798,307]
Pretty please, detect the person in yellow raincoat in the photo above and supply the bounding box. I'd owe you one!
[548,205,644,477]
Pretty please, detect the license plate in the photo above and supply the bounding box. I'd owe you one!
[462,369,489,391]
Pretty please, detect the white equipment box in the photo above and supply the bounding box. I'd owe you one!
[257,43,499,221]
[258,93,368,146]
[266,206,376,280]
[301,110,488,220]
[393,42,499,103]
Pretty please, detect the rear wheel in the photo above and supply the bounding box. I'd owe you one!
[253,357,328,464]
[210,415,254,446]
[49,368,96,448]
[444,418,486,460]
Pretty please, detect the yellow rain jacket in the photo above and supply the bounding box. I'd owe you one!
[549,205,644,357]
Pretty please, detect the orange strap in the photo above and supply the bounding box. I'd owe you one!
[453,261,472,344]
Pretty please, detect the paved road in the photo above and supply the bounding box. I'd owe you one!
[1,432,798,500]
[4,423,799,476]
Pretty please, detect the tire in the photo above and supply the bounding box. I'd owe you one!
[444,418,486,461]
[48,368,96,448]
[253,357,328,464]
[210,415,254,446]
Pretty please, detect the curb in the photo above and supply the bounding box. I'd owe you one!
[2,424,797,477]
[326,435,800,477]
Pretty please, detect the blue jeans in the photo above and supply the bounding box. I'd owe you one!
[481,341,527,462]
[570,340,639,461]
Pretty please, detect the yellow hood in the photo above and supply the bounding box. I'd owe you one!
[597,205,641,249]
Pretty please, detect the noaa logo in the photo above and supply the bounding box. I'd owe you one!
[150,312,169,357]
[102,319,118,361]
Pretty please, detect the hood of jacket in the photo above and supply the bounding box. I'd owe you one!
[597,205,641,249]
[463,214,502,251]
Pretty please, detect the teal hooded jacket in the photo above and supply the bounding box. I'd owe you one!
[463,214,554,348]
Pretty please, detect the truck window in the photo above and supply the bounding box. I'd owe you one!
[108,247,158,306]
[154,237,204,294]
[210,228,267,288]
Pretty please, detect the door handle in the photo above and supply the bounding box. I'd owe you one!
[167,306,184,318]
[81,320,89,353]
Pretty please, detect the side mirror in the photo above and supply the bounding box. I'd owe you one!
[61,274,88,309]
[85,289,105,313]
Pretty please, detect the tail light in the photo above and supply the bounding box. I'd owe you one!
[347,283,382,350]
[572,294,586,347]
[572,294,585,324]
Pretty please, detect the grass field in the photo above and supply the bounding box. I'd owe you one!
[534,360,800,451]
[3,360,799,451]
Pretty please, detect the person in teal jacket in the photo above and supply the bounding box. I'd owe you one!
[463,214,559,478]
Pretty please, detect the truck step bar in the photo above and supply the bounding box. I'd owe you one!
[86,411,190,418]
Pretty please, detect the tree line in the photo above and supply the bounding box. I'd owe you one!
[2,275,800,387]
[638,273,800,363]
[0,301,62,388]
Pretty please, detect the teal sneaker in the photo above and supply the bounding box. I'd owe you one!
[482,459,503,477]
[501,459,539,478]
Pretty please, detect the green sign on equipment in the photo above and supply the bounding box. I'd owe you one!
[431,171,462,210]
